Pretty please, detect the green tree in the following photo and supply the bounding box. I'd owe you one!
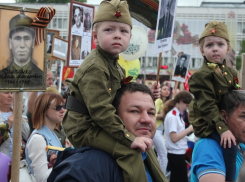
[236,40,245,71]
[17,0,86,3]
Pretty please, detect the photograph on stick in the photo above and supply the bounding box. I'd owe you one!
[52,36,68,61]
[67,1,94,67]
[47,29,59,61]
[154,0,177,54]
[0,5,46,91]
[172,53,191,82]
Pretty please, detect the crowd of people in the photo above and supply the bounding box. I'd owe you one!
[1,0,245,182]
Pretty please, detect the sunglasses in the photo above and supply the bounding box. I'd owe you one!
[52,105,65,111]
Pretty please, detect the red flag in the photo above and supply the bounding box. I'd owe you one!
[62,66,74,81]
[184,71,192,91]
[92,39,96,49]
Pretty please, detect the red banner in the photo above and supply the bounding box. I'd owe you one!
[184,71,192,91]
[62,66,74,81]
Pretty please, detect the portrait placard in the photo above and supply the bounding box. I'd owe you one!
[154,0,178,54]
[47,29,60,61]
[67,1,94,68]
[0,5,46,91]
[172,53,191,82]
[51,36,68,61]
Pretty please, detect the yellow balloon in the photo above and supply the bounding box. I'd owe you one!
[118,55,140,81]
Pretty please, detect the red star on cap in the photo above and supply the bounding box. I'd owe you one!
[211,28,216,34]
[115,11,121,18]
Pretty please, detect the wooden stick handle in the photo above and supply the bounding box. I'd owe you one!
[11,92,23,182]
[156,52,162,85]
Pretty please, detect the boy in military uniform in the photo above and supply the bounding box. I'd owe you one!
[63,0,162,181]
[188,20,238,181]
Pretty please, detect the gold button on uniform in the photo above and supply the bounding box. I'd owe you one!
[219,90,221,94]
[222,65,225,68]
[126,134,130,137]
[109,88,112,92]
[219,126,221,130]
[229,80,231,84]
[224,72,227,75]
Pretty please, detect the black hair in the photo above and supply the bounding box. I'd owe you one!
[113,82,154,112]
[180,54,187,61]
[220,90,245,116]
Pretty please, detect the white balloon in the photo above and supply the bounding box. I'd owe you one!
[121,26,148,61]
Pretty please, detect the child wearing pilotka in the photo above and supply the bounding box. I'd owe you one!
[188,20,239,181]
[63,0,165,181]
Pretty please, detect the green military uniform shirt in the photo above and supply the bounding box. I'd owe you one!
[63,45,135,148]
[188,60,237,137]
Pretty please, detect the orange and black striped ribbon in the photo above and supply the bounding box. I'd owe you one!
[30,6,56,45]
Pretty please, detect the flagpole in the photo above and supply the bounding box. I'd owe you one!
[156,52,162,85]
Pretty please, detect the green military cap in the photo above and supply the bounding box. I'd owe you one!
[199,20,230,43]
[93,0,132,28]
[9,11,34,37]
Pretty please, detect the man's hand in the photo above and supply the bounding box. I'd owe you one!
[220,130,236,148]
[149,81,161,100]
[130,137,153,152]
[7,114,14,130]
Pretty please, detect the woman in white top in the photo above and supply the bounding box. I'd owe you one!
[163,91,193,182]
[25,92,65,182]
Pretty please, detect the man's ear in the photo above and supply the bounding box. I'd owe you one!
[220,110,228,124]
[9,38,12,50]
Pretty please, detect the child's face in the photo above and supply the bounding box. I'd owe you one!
[200,36,229,64]
[93,21,131,57]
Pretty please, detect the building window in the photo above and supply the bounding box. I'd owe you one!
[58,18,62,29]
[52,18,57,28]
[192,58,196,68]
[237,22,242,33]
[153,57,157,67]
[63,18,68,29]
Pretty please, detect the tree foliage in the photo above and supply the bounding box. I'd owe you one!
[236,40,245,71]
[17,0,86,3]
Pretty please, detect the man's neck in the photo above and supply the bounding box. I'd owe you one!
[14,58,31,67]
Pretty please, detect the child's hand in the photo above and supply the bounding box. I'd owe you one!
[220,130,236,148]
[149,82,161,100]
[130,137,153,152]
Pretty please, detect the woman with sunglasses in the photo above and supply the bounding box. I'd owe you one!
[25,92,65,182]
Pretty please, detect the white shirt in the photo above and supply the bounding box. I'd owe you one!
[164,107,188,154]
[27,135,52,182]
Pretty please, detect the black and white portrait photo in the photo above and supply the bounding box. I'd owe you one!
[52,36,68,61]
[157,0,176,40]
[83,9,92,33]
[81,39,91,59]
[71,6,83,35]
[47,32,54,53]
[172,53,190,82]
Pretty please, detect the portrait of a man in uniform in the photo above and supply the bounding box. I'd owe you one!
[157,0,176,40]
[0,11,43,89]
[174,54,188,78]
[72,6,83,35]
